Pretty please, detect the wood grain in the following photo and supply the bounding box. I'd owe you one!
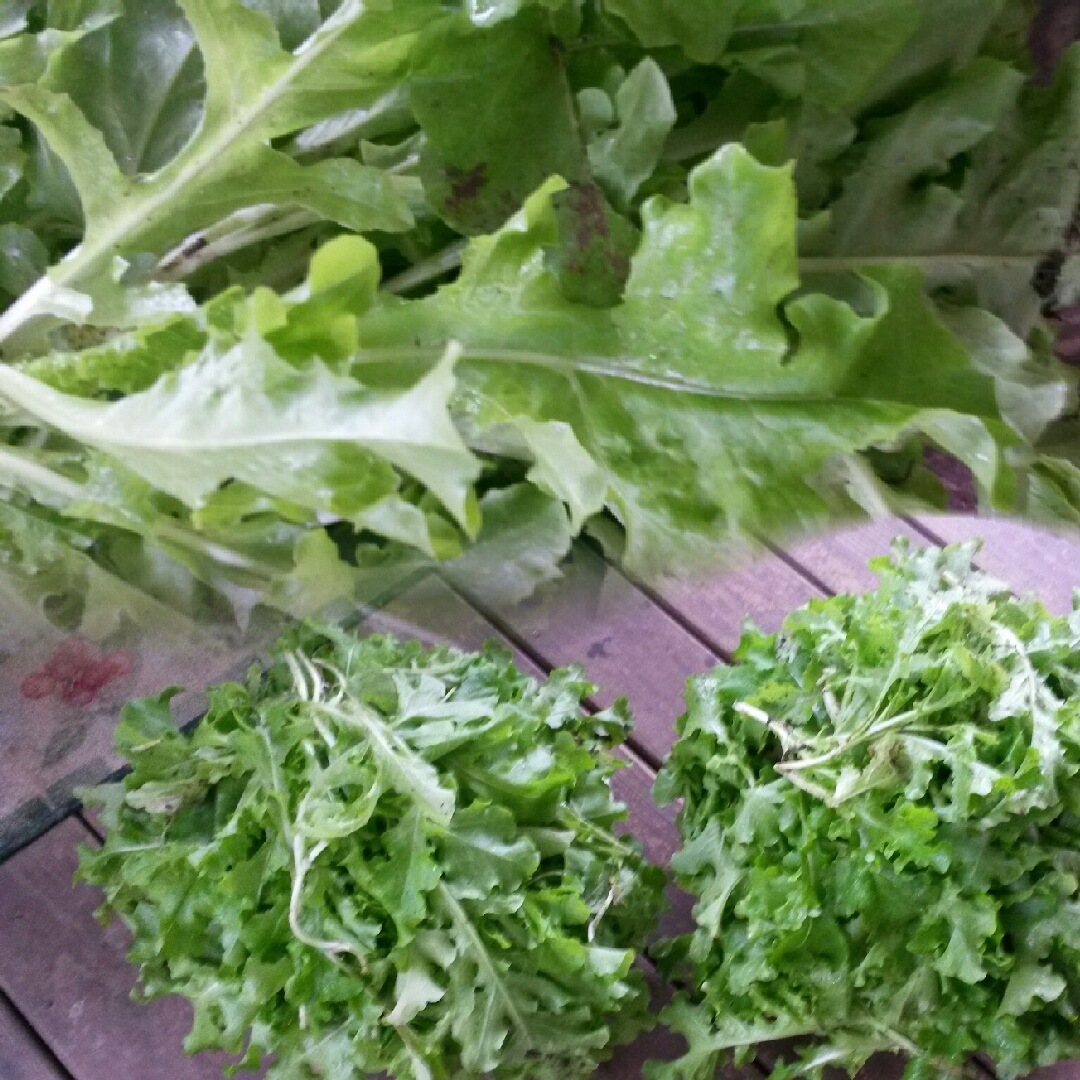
[0,816,259,1080]
[0,992,69,1080]
[453,543,717,766]
[646,551,822,657]
[780,519,924,596]
[911,515,1080,614]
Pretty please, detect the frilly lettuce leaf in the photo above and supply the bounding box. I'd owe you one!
[603,0,921,107]
[800,48,1080,337]
[0,0,1077,625]
[357,145,1057,572]
[77,627,664,1080]
[0,0,427,349]
[1,144,1066,623]
[652,539,1080,1080]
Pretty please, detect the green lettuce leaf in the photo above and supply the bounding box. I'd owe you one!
[723,0,922,110]
[0,0,428,349]
[356,146,1038,572]
[652,539,1080,1080]
[0,333,480,538]
[801,48,1080,337]
[410,6,587,235]
[586,58,676,208]
[41,0,205,177]
[77,627,664,1080]
[3,144,1068,618]
[0,0,1077,625]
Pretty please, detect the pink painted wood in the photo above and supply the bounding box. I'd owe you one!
[0,992,68,1080]
[5,518,1080,1080]
[912,515,1080,614]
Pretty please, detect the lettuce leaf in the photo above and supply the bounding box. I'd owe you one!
[77,627,664,1080]
[0,0,1076,625]
[4,145,1065,620]
[0,0,425,348]
[652,539,1080,1080]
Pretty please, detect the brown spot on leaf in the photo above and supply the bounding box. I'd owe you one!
[444,163,489,218]
[547,183,637,306]
[565,184,625,277]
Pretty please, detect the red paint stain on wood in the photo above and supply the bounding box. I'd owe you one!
[20,639,133,707]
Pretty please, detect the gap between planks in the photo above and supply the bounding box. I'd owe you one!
[0,983,74,1080]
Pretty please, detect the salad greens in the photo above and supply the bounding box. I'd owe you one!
[78,625,665,1080]
[0,0,1079,630]
[653,539,1080,1080]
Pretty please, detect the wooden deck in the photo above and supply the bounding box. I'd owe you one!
[2,514,1080,1080]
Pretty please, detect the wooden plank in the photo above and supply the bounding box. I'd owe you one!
[43,531,1076,1080]
[0,992,69,1080]
[780,519,924,596]
[363,573,526,655]
[452,525,918,768]
[912,515,1080,615]
[0,816,258,1080]
[455,543,717,766]
[647,521,923,675]
[647,550,823,656]
[0,615,275,861]
[856,1053,907,1080]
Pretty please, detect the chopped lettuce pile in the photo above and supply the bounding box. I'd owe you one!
[654,539,1080,1080]
[1,0,1079,631]
[78,626,664,1080]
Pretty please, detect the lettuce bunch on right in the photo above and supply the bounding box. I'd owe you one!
[655,539,1080,1080]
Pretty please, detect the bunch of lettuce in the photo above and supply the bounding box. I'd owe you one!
[1,0,1079,632]
[78,625,664,1080]
[653,539,1080,1080]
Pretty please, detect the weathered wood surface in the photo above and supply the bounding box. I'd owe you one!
[912,515,1080,614]
[465,542,717,767]
[3,517,1080,1080]
[0,991,69,1080]
[0,816,257,1080]
[0,615,275,860]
